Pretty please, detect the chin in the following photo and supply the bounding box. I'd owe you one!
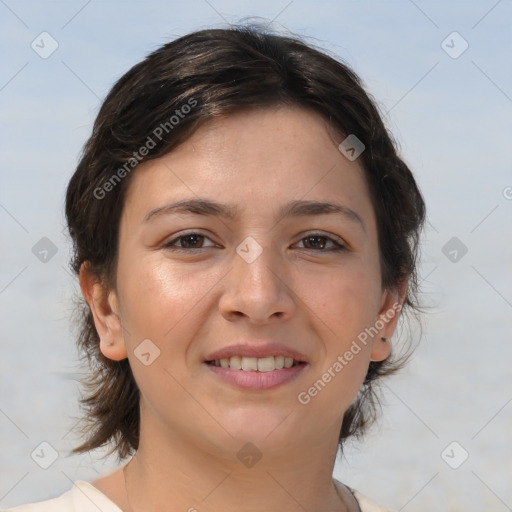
[212,407,307,451]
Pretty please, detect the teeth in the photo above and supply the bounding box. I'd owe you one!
[228,356,241,370]
[257,356,275,372]
[241,357,258,371]
[212,355,300,371]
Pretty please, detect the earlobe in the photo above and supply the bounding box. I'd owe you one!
[79,263,128,362]
[370,335,392,362]
[369,280,407,362]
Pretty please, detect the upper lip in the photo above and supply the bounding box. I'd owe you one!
[205,342,308,362]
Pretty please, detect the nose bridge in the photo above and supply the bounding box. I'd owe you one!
[219,236,294,322]
[234,236,282,296]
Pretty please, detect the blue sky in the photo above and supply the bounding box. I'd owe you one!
[1,1,511,510]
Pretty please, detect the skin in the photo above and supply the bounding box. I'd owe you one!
[81,105,406,512]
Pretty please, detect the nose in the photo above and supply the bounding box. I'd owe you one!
[218,241,296,325]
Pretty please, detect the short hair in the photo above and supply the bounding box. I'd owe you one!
[65,23,426,460]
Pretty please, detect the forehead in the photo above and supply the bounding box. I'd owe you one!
[122,105,375,229]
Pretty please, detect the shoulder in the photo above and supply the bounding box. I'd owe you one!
[350,487,397,512]
[2,481,122,512]
[333,478,395,512]
[2,488,74,512]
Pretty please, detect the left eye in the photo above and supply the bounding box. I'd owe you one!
[295,234,345,251]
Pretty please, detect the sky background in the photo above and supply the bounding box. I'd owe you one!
[1,1,511,511]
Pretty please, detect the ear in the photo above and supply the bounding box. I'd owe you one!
[370,278,408,362]
[79,262,127,361]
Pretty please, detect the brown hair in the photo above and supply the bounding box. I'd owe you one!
[66,23,426,460]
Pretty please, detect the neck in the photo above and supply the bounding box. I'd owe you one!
[120,416,351,512]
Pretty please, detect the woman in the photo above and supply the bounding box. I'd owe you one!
[7,24,425,512]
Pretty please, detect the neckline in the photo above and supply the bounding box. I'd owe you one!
[77,478,360,512]
[73,480,124,511]
[333,479,362,512]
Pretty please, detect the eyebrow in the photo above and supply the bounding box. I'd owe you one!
[143,198,366,232]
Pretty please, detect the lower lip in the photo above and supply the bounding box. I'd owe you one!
[204,362,308,390]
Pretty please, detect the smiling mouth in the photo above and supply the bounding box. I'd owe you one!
[205,355,305,371]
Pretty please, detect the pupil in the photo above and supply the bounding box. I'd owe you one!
[306,236,325,249]
[182,234,202,248]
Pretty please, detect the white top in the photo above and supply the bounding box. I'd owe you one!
[3,480,395,512]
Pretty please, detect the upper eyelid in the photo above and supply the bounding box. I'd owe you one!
[294,234,346,250]
[297,231,345,243]
[165,231,217,247]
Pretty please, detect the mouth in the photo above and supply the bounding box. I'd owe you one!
[205,355,306,372]
[203,355,308,391]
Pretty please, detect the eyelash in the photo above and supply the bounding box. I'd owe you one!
[163,231,346,253]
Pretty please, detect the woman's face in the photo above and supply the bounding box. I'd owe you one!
[93,106,402,458]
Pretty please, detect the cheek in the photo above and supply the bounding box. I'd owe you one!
[296,268,377,418]
[300,263,381,345]
[115,258,218,407]
[116,255,224,350]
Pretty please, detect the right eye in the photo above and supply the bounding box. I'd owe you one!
[163,232,217,251]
